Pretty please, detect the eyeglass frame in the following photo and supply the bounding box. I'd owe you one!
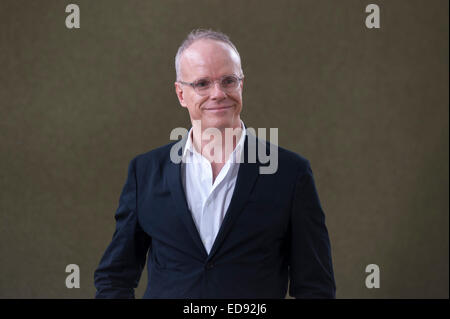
[177,74,244,96]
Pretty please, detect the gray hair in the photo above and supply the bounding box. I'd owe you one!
[175,29,243,81]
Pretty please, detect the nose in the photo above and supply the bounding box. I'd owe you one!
[210,81,227,100]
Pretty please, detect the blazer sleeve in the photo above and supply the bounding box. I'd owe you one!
[94,157,151,299]
[288,160,336,298]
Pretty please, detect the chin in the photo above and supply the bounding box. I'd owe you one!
[202,116,236,129]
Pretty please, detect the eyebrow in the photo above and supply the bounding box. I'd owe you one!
[194,74,236,80]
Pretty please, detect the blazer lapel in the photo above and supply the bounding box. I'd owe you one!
[207,133,260,261]
[166,133,209,259]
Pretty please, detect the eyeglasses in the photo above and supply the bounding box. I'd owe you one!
[178,75,243,96]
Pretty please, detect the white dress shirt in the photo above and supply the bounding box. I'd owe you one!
[181,121,246,255]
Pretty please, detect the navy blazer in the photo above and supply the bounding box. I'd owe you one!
[94,132,336,298]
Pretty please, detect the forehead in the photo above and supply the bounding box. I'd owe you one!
[179,40,241,80]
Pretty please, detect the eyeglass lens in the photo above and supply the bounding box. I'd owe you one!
[194,76,239,92]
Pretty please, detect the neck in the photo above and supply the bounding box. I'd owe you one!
[191,121,243,164]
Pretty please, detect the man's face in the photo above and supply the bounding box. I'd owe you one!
[175,40,244,130]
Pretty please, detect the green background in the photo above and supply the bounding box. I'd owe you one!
[0,0,448,298]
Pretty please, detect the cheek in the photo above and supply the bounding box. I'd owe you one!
[187,96,208,114]
[230,92,243,107]
[196,96,209,109]
[184,91,199,107]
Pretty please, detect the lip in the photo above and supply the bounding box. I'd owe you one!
[203,105,233,111]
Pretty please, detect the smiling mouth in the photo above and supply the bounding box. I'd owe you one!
[204,105,233,111]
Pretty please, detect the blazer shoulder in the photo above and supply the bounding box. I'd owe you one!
[279,145,312,176]
[278,145,309,165]
[256,135,311,174]
[135,141,177,162]
[128,141,178,177]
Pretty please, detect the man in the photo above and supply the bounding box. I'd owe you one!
[94,29,336,298]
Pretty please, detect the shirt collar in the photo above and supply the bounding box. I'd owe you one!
[182,120,247,162]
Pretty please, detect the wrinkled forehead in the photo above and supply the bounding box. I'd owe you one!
[179,40,242,81]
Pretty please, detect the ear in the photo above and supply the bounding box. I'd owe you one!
[174,82,188,108]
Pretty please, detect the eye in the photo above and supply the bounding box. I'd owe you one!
[221,76,238,87]
[194,79,211,89]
